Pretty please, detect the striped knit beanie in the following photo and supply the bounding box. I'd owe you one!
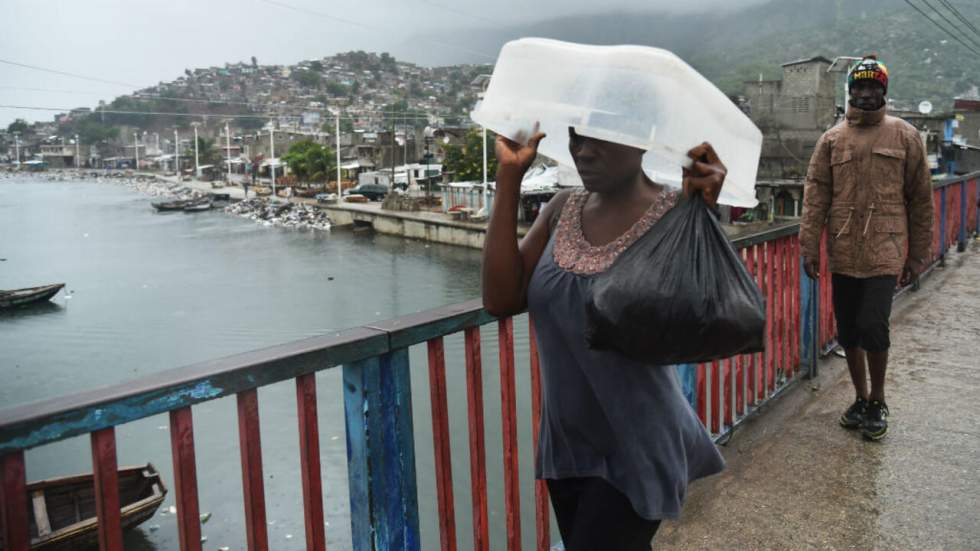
[848,55,889,94]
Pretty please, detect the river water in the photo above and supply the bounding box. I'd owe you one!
[0,175,546,550]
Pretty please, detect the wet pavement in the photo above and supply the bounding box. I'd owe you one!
[656,240,980,550]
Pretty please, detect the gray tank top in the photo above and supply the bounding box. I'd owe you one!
[527,190,725,520]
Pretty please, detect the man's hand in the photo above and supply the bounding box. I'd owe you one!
[899,261,919,287]
[682,142,727,208]
[495,122,546,180]
[803,256,820,280]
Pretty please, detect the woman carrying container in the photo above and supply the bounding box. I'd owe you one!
[482,125,727,550]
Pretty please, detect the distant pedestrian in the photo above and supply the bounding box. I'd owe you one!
[800,55,934,441]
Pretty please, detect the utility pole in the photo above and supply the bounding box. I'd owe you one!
[174,129,180,174]
[75,134,80,169]
[335,111,341,195]
[134,132,140,171]
[482,126,488,214]
[193,123,200,177]
[390,118,395,189]
[225,122,232,183]
[14,134,20,165]
[270,128,276,197]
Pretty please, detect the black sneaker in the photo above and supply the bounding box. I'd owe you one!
[839,397,867,429]
[862,400,889,441]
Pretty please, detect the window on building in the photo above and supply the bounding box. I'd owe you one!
[791,97,810,113]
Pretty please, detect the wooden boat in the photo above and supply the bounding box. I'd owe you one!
[182,201,213,212]
[0,284,65,309]
[11,464,167,550]
[151,199,190,211]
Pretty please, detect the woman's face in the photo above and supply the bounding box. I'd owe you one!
[568,127,646,193]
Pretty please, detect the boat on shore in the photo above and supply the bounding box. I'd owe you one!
[0,283,65,309]
[7,464,167,550]
[151,199,191,211]
[183,201,213,212]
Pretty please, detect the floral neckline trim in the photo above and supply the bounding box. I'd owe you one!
[553,187,679,276]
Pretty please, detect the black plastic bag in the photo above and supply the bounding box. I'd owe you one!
[585,195,765,365]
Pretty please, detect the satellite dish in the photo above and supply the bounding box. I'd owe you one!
[918,100,934,114]
[442,136,450,144]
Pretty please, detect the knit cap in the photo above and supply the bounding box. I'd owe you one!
[848,55,889,94]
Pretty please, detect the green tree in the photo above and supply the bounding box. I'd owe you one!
[292,69,322,89]
[282,139,336,183]
[309,60,324,72]
[194,137,222,166]
[7,119,29,134]
[71,118,119,144]
[442,129,496,182]
[325,81,350,97]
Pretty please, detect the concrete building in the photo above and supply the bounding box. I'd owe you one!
[744,56,837,221]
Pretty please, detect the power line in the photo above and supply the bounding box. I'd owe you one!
[0,58,140,88]
[902,0,980,56]
[936,0,980,41]
[417,0,504,26]
[919,0,980,50]
[0,104,440,122]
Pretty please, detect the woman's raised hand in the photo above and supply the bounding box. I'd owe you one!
[683,142,727,208]
[495,122,547,179]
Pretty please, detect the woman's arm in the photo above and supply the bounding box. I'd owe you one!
[481,128,555,317]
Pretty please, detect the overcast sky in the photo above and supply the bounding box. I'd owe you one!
[1,0,769,127]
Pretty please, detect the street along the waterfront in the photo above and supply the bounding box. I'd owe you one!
[0,175,544,550]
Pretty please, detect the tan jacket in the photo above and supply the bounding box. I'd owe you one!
[800,105,934,278]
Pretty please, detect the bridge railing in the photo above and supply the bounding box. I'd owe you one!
[2,172,977,551]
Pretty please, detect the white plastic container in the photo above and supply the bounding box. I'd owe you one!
[471,38,762,207]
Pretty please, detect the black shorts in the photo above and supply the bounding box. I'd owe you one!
[831,274,897,353]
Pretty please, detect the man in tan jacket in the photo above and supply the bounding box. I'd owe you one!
[800,56,933,441]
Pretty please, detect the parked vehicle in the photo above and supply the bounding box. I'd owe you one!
[315,193,338,204]
[343,183,389,201]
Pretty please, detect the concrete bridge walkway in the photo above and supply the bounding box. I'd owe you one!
[656,241,980,550]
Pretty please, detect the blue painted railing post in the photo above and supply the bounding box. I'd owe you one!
[343,348,421,551]
[939,187,947,267]
[799,256,819,378]
[959,182,968,252]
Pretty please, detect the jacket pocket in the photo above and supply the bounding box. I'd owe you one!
[869,215,907,269]
[872,147,906,195]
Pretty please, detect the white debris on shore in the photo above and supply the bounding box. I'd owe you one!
[225,198,332,231]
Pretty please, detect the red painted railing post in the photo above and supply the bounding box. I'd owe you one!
[463,327,490,551]
[296,373,327,551]
[497,317,522,551]
[91,428,124,551]
[1,451,29,551]
[766,240,776,394]
[752,244,764,403]
[237,389,269,551]
[784,237,792,377]
[169,407,202,551]
[427,337,458,551]
[528,316,550,551]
